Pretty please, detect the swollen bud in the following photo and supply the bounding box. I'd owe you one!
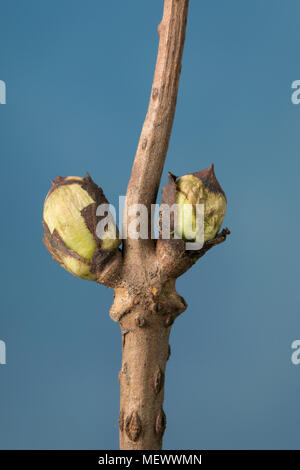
[161,164,226,243]
[43,174,120,281]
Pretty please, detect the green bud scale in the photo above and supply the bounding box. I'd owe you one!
[161,164,226,243]
[43,174,120,281]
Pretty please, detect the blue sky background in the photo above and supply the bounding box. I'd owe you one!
[1,0,300,449]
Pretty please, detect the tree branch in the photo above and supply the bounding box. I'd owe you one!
[123,0,189,255]
[157,228,231,281]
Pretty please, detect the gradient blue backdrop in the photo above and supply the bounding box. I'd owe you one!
[1,0,300,449]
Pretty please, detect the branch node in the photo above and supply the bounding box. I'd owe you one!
[152,87,159,100]
[154,367,165,394]
[155,409,167,438]
[165,315,174,327]
[135,315,147,328]
[125,411,142,442]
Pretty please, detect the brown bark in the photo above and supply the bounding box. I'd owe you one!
[118,303,170,450]
[115,1,189,449]
[124,0,189,259]
[110,280,187,450]
[92,0,229,450]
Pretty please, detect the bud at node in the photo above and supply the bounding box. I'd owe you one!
[160,164,226,243]
[43,174,120,281]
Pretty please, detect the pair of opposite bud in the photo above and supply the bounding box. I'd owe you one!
[42,166,227,281]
